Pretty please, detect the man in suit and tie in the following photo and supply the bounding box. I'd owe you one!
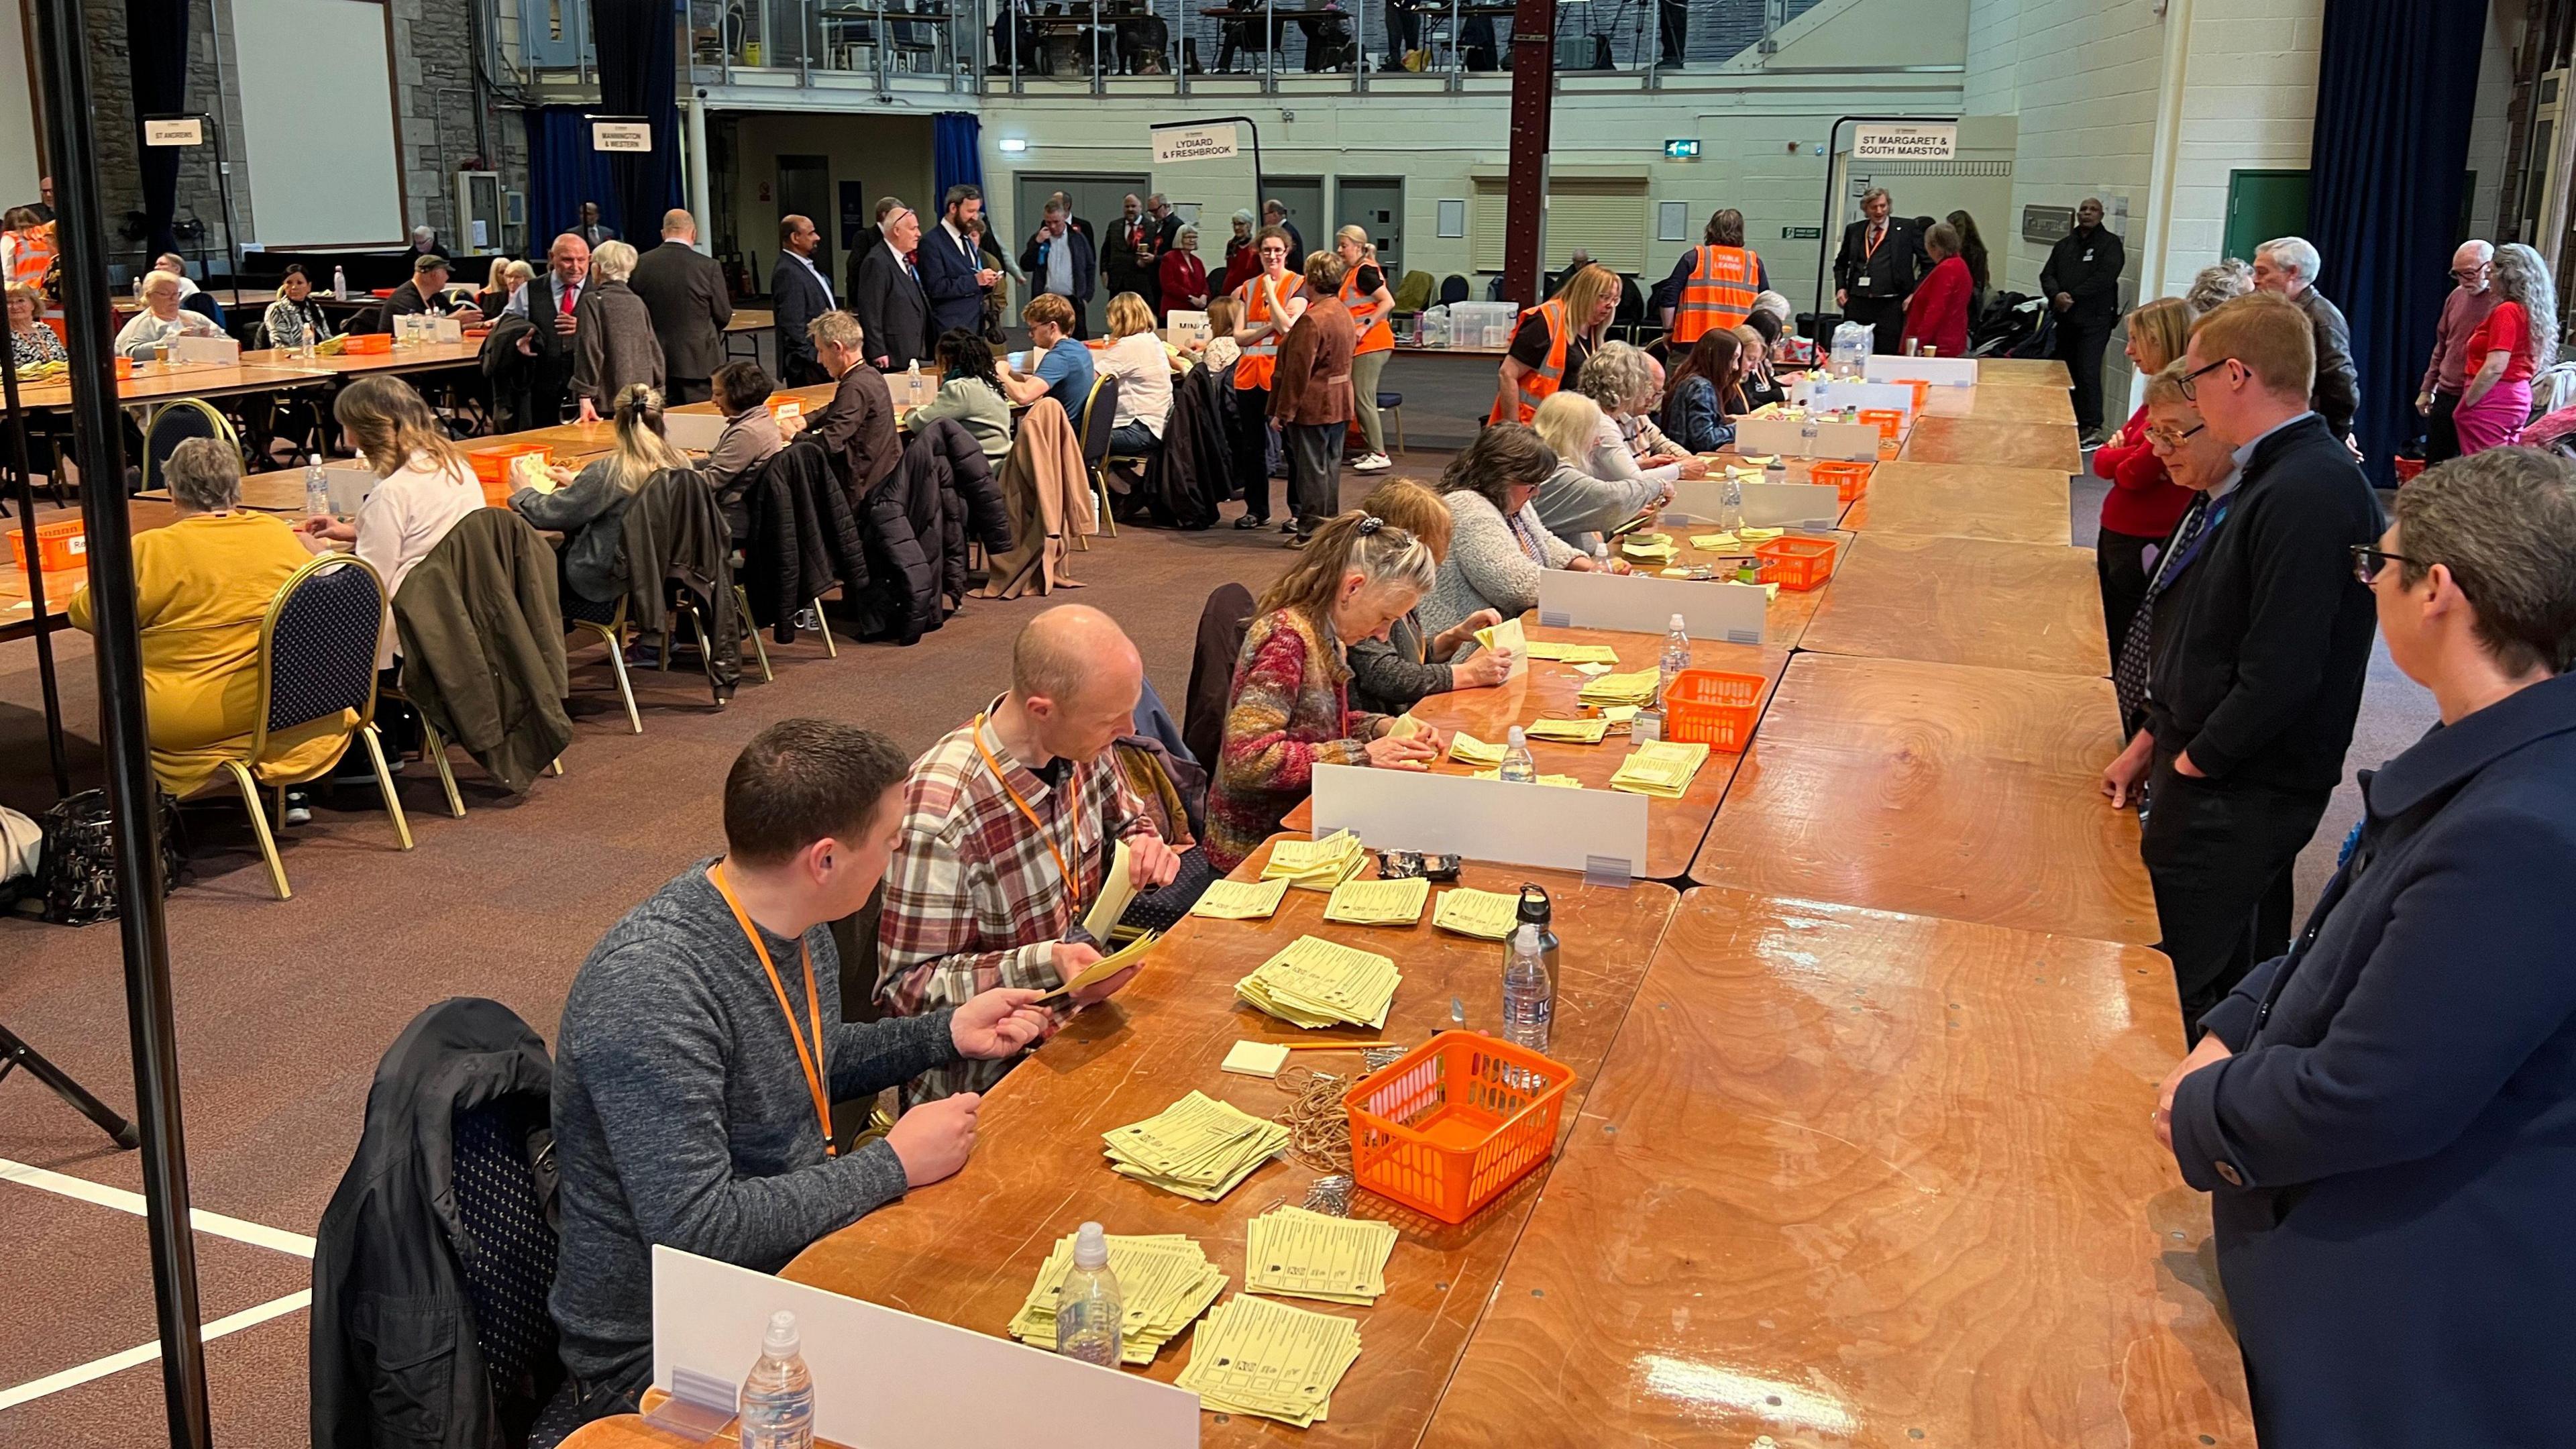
[920,184,1000,338]
[576,201,618,248]
[1832,187,1927,354]
[1105,193,1157,311]
[852,203,936,372]
[507,233,591,425]
[771,213,837,386]
[631,209,734,405]
[1145,193,1183,256]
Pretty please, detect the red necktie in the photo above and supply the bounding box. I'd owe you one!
[560,283,577,317]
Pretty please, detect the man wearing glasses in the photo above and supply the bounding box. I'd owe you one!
[2416,241,2497,466]
[2127,292,2384,1036]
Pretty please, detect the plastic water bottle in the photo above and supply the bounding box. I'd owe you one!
[1516,885,1562,1004]
[905,359,924,406]
[737,1310,814,1449]
[1764,453,1786,488]
[1658,614,1693,702]
[1719,475,1743,533]
[1056,1221,1124,1367]
[304,455,330,519]
[1497,726,1537,784]
[331,265,349,300]
[1501,922,1552,1053]
[1799,419,1820,458]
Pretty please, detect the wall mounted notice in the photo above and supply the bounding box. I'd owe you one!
[1152,122,1239,164]
[1851,123,1957,162]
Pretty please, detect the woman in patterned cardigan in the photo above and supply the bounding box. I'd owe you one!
[1203,510,1447,869]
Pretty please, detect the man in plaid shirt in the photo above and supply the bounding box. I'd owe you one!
[877,606,1183,1100]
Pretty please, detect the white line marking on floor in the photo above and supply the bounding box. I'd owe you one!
[0,1156,317,1258]
[0,1289,311,1412]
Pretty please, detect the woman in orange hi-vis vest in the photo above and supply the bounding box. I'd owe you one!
[1489,263,1619,427]
[1229,226,1308,531]
[1,208,56,294]
[1658,207,1768,344]
[1335,225,1397,474]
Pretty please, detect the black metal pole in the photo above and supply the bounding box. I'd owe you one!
[1,326,72,796]
[31,4,213,1447]
[1812,115,1951,335]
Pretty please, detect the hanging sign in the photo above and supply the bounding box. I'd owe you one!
[1851,123,1957,161]
[1151,123,1240,165]
[144,117,205,147]
[591,120,653,153]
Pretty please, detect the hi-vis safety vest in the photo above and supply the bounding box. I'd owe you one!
[1671,244,1758,343]
[1340,265,1393,354]
[1232,274,1306,390]
[1487,299,1569,426]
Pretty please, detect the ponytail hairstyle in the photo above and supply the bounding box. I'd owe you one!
[335,375,467,481]
[608,384,690,492]
[1254,510,1436,633]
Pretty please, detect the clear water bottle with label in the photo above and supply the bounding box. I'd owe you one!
[305,455,330,519]
[1658,614,1693,702]
[1497,726,1537,784]
[738,1310,814,1449]
[1056,1222,1124,1367]
[332,265,349,300]
[1799,419,1820,457]
[1719,475,1743,533]
[905,360,924,407]
[1501,921,1552,1053]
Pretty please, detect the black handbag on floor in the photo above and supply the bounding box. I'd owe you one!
[38,788,187,926]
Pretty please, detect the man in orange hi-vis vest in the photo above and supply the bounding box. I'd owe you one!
[1659,207,1767,344]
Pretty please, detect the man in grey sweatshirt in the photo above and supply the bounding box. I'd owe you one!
[543,719,1059,1428]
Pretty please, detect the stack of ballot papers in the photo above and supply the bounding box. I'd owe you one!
[1690,532,1749,551]
[1469,769,1580,788]
[1578,669,1662,706]
[1176,1295,1365,1428]
[1244,1205,1400,1305]
[1103,1092,1292,1201]
[1191,876,1293,921]
[1009,1232,1228,1363]
[1610,739,1712,798]
[1525,716,1610,744]
[1472,614,1527,658]
[1036,930,1161,1003]
[1433,887,1525,938]
[1448,732,1507,767]
[1322,875,1430,926]
[1385,714,1428,740]
[1262,829,1367,890]
[1236,936,1401,1028]
[1523,639,1621,664]
[1620,533,1676,563]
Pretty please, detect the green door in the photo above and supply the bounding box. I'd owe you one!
[2224,170,2310,263]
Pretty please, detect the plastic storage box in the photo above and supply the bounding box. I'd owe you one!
[1345,1031,1573,1224]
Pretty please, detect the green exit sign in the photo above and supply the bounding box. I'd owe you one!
[1782,225,1823,239]
[1664,138,1701,160]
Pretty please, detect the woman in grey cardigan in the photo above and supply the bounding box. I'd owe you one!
[1530,390,1670,555]
[511,383,693,615]
[1346,478,1515,714]
[572,240,666,422]
[1417,424,1621,644]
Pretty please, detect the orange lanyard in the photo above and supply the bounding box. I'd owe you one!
[1863,223,1886,263]
[973,712,1079,890]
[706,863,835,1156]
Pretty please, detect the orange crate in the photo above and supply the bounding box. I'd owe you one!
[9,519,88,574]
[113,355,133,380]
[1858,407,1904,441]
[2393,455,2426,484]
[342,333,392,356]
[1908,378,1930,410]
[1756,536,1839,592]
[1662,667,1766,751]
[1345,1031,1572,1224]
[1810,460,1872,501]
[469,443,549,485]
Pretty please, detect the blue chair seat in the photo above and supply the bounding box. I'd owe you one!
[1376,391,1402,409]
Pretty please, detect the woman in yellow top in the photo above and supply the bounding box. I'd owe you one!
[69,437,354,800]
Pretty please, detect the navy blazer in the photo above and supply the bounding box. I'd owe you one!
[917,219,989,336]
[1019,225,1096,305]
[2171,670,2576,1447]
[769,252,835,374]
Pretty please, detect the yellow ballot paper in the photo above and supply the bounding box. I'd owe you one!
[1621,533,1676,562]
[1579,669,1662,707]
[1322,875,1430,926]
[1471,614,1529,680]
[1236,935,1402,1028]
[1522,639,1620,664]
[1434,887,1525,938]
[1386,714,1426,740]
[1600,704,1640,726]
[1244,1205,1401,1305]
[1191,876,1293,921]
[1081,837,1140,941]
[1261,829,1367,890]
[1525,716,1610,744]
[1448,731,1507,767]
[1609,739,1712,799]
[1103,1091,1292,1201]
[1691,532,1745,551]
[1010,1230,1228,1363]
[1176,1295,1365,1428]
[1035,930,1161,1002]
[1739,526,1784,542]
[1221,1040,1293,1078]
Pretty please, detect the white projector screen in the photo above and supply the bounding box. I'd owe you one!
[235,0,406,247]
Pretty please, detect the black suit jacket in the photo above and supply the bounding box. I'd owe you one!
[770,252,835,376]
[1832,217,1926,309]
[851,244,936,372]
[526,273,586,419]
[918,220,989,336]
[2039,225,2127,325]
[631,240,734,382]
[1105,216,1155,290]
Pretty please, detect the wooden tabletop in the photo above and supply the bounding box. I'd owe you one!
[1919,382,2076,425]
[238,339,488,375]
[1418,888,2249,1448]
[727,307,775,333]
[1,500,180,640]
[1972,356,2073,388]
[1901,414,2084,473]
[11,361,340,410]
[1280,623,1790,879]
[782,835,1680,1448]
[1841,459,2073,545]
[1690,653,2157,944]
[1800,533,2110,678]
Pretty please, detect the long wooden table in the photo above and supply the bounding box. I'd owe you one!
[1841,458,2073,545]
[1418,888,2248,1447]
[1974,356,2073,388]
[1918,380,2077,425]
[11,360,341,411]
[238,339,488,376]
[1801,532,2109,678]
[1690,652,2156,944]
[1902,413,2084,472]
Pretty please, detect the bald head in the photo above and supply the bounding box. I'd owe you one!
[663,209,698,241]
[1010,606,1143,764]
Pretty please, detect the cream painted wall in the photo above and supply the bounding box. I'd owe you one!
[720,111,934,282]
[2147,0,2322,300]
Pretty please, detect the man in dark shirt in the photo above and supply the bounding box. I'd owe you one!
[385,254,480,324]
[804,309,900,502]
[2136,292,2383,1032]
[2040,197,2127,443]
[1831,187,1927,356]
[2255,236,2361,443]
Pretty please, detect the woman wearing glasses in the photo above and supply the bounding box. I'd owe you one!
[2099,358,2239,796]
[2090,297,2199,659]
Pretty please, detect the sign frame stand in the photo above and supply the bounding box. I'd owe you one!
[1807,113,1962,337]
[1147,117,1264,243]
[140,111,242,309]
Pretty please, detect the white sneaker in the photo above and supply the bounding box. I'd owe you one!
[1351,452,1392,473]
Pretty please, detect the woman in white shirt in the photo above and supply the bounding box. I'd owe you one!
[297,376,484,672]
[1096,291,1174,456]
[113,271,223,360]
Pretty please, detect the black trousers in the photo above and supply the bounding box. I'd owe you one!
[2424,389,2463,464]
[2139,748,2330,1037]
[1283,420,1343,533]
[1232,382,1274,519]
[2096,526,2155,667]
[1844,294,1903,354]
[667,376,712,407]
[2057,314,2114,435]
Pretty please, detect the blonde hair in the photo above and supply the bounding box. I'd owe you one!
[1204,295,1238,335]
[1335,224,1370,254]
[1532,389,1605,463]
[335,376,467,480]
[2189,292,2315,402]
[1550,264,1621,339]
[2125,297,2196,375]
[485,257,515,294]
[1360,477,1454,562]
[1106,292,1155,339]
[590,239,639,283]
[1254,511,1436,628]
[607,384,690,492]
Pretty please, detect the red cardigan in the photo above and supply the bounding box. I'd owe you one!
[1900,254,1972,359]
[1157,250,1211,321]
[2092,403,2196,539]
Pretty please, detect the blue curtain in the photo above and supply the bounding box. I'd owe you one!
[595,0,684,237]
[2308,0,2491,486]
[525,107,618,251]
[934,112,983,209]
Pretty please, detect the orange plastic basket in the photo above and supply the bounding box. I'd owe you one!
[1809,460,1872,501]
[1756,535,1839,591]
[1858,407,1904,441]
[342,333,392,356]
[9,518,88,574]
[1661,667,1765,751]
[2393,455,2426,484]
[1344,1031,1573,1224]
[1908,378,1930,410]
[112,355,133,380]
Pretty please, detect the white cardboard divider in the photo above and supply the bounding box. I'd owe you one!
[1537,568,1766,645]
[1790,377,1918,417]
[170,335,241,366]
[663,410,728,451]
[1662,476,1842,531]
[1311,763,1650,877]
[1734,413,1880,461]
[651,1245,1199,1449]
[1864,354,1980,386]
